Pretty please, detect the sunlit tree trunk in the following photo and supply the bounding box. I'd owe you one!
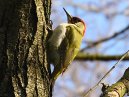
[0,0,52,97]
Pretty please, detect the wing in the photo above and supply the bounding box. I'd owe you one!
[51,24,83,81]
[59,25,83,73]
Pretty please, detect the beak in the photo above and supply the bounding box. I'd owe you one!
[63,8,72,22]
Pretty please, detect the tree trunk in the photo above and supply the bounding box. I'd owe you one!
[0,0,51,97]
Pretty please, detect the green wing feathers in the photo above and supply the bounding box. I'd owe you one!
[61,25,83,72]
[51,24,83,81]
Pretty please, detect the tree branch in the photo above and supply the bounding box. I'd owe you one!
[76,52,129,61]
[83,50,129,97]
[101,67,129,97]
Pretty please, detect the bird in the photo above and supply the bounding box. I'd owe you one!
[47,8,86,84]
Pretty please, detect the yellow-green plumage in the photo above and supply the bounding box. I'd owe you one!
[47,8,86,86]
[48,22,85,82]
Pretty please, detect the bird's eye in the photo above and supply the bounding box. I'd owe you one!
[72,19,77,23]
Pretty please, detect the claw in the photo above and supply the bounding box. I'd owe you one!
[46,25,52,31]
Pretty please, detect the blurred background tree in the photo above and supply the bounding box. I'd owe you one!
[51,0,129,97]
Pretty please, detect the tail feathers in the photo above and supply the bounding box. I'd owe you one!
[51,63,69,87]
[50,77,55,89]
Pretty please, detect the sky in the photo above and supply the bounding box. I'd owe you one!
[51,0,129,97]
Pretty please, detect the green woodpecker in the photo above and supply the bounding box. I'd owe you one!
[47,8,86,82]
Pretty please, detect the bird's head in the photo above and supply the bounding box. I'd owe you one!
[63,8,86,35]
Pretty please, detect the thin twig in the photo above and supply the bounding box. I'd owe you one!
[83,50,129,97]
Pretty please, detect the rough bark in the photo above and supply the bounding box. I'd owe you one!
[101,67,129,97]
[0,0,51,97]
